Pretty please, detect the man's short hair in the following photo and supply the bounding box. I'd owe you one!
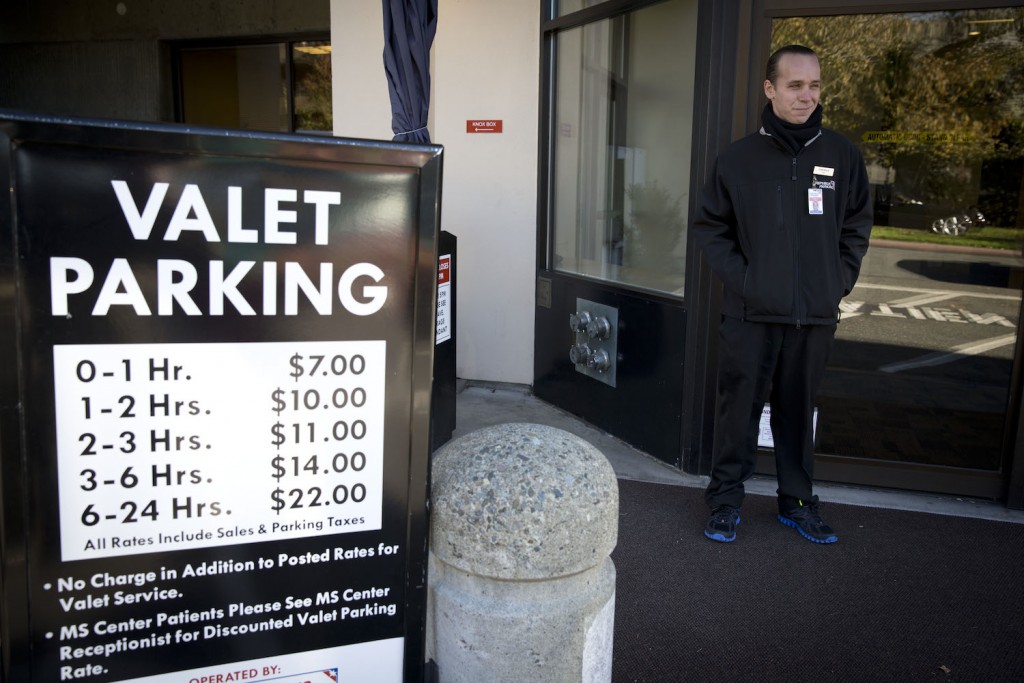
[766,45,819,84]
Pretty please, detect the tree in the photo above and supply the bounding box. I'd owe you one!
[773,10,1023,225]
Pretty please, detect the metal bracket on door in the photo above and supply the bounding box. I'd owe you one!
[568,298,618,387]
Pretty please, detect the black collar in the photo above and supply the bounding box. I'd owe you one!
[761,103,822,155]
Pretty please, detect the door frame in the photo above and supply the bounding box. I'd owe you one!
[534,0,696,466]
[686,0,1024,505]
[536,0,1024,507]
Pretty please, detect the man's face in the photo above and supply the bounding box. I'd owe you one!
[764,53,821,124]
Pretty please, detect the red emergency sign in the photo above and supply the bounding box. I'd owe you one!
[466,120,503,133]
[438,255,451,285]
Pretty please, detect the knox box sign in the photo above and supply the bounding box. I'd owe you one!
[0,112,441,683]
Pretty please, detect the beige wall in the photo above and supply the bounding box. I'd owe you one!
[330,0,393,140]
[331,0,539,384]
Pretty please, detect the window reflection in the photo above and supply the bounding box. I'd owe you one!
[179,40,332,135]
[775,9,1023,244]
[293,41,333,134]
[772,8,1024,475]
[555,0,606,19]
[180,44,288,132]
[550,0,697,296]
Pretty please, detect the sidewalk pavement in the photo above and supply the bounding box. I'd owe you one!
[450,380,1024,525]
[447,380,1024,682]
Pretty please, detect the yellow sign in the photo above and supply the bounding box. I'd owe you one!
[862,131,972,144]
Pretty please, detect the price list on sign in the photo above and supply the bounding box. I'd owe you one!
[53,340,386,562]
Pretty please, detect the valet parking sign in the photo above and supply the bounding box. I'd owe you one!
[0,114,441,682]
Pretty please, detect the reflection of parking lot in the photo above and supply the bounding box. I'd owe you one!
[837,283,1018,377]
[818,244,1021,469]
[832,242,1022,385]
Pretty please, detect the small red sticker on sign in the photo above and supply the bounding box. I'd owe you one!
[466,120,503,133]
[438,255,451,285]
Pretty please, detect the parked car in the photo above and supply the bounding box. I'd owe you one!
[873,187,986,236]
[929,207,986,236]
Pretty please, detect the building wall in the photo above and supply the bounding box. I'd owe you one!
[331,0,540,385]
[0,2,330,44]
[0,40,166,121]
[330,0,394,140]
[0,0,330,122]
[1,0,537,385]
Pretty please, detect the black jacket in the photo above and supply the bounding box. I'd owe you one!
[694,126,873,325]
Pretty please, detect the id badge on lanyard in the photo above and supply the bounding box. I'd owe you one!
[808,188,824,215]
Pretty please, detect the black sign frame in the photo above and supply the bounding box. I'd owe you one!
[0,111,441,683]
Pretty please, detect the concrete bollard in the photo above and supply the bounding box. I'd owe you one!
[427,423,618,683]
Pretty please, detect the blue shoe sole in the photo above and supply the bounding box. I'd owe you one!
[704,515,740,543]
[777,514,838,544]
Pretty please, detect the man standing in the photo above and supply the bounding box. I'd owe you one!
[694,45,872,544]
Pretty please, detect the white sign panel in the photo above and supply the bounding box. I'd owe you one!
[54,341,386,561]
[435,254,451,345]
[118,638,403,683]
[757,404,819,449]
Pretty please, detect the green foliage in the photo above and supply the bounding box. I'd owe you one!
[773,10,1024,218]
[293,50,333,132]
[872,225,1024,251]
[623,181,685,272]
[774,11,1023,161]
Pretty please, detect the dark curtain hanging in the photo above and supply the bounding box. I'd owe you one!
[382,0,439,143]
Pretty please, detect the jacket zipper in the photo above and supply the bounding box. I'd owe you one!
[764,130,822,328]
[793,132,821,327]
[792,154,801,328]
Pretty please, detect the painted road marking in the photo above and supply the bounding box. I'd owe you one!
[838,283,1021,372]
[841,283,1019,326]
[854,282,1020,301]
[889,291,960,307]
[879,334,1017,373]
[840,301,1014,326]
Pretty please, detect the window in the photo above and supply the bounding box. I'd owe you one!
[546,0,698,296]
[177,39,332,134]
[555,0,605,18]
[773,8,1024,480]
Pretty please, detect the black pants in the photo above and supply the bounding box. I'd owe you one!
[705,317,836,510]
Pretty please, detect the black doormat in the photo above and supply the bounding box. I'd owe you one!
[610,479,1024,682]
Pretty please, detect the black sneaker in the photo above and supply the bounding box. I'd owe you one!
[704,505,740,543]
[777,500,838,544]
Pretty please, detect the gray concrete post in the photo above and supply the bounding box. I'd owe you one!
[427,423,618,682]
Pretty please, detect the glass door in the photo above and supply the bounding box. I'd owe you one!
[533,0,699,464]
[549,0,696,296]
[770,8,1024,497]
